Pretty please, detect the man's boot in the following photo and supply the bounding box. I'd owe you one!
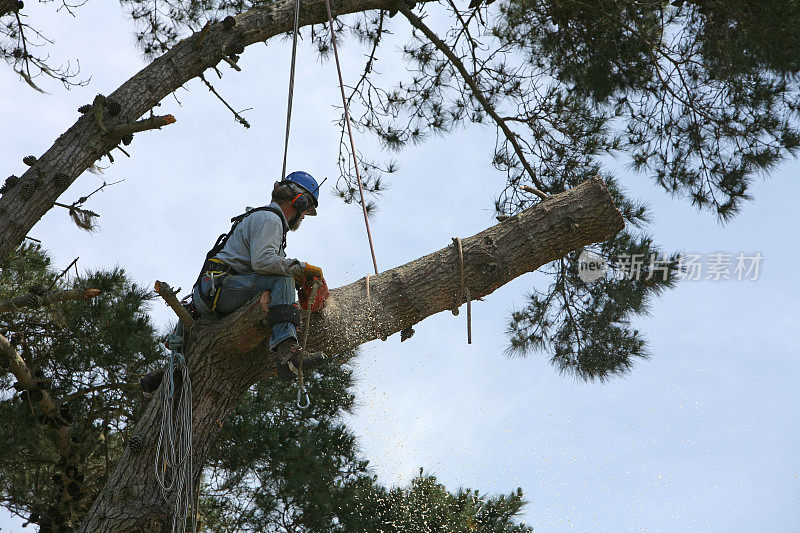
[273,339,327,381]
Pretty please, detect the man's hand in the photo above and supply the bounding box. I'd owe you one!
[303,263,323,281]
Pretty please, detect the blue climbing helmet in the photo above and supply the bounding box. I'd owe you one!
[282,171,320,216]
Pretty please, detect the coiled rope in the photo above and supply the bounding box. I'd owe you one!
[155,322,196,532]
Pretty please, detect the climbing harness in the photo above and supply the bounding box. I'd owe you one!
[193,205,287,315]
[154,320,196,533]
[453,237,472,344]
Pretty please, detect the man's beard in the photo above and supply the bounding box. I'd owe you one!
[288,213,303,231]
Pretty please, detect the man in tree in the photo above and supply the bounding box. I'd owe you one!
[192,171,328,380]
[2,0,798,529]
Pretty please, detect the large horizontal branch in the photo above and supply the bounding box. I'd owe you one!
[0,0,429,265]
[79,176,624,531]
[0,288,101,314]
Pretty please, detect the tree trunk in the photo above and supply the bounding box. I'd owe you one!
[77,176,624,531]
[0,0,423,265]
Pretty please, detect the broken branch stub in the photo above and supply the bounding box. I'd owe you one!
[154,280,194,329]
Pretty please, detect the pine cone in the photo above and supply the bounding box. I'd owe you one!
[28,284,46,296]
[55,173,71,188]
[67,481,80,496]
[105,100,121,116]
[226,39,244,56]
[129,435,143,453]
[20,181,35,199]
[1,175,19,194]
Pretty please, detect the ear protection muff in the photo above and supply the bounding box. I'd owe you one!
[290,192,310,213]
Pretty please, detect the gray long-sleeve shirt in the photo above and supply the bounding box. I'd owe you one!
[214,202,305,277]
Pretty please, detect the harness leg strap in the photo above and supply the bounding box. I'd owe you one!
[268,304,302,327]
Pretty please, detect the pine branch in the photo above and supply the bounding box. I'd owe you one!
[53,202,99,216]
[199,74,250,128]
[398,3,550,199]
[59,382,139,404]
[0,288,101,314]
[73,179,125,206]
[48,257,79,290]
[14,9,33,84]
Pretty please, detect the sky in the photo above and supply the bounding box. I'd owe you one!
[1,2,799,531]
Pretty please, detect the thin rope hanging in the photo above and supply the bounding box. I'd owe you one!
[280,0,302,180]
[323,0,379,276]
[453,237,472,344]
[280,0,379,274]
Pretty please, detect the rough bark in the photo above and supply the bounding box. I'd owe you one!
[0,0,423,265]
[77,176,624,531]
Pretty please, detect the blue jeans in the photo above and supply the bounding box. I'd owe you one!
[193,273,297,350]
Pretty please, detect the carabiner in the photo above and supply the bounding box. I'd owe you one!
[296,386,311,409]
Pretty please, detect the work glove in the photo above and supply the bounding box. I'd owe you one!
[295,262,323,284]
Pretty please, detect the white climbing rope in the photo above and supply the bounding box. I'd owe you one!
[154,323,196,533]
